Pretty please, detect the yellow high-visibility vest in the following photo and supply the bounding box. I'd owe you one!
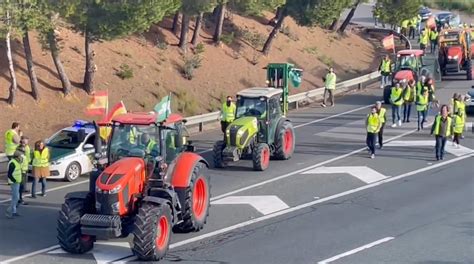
[416,94,428,111]
[453,114,464,134]
[420,31,429,45]
[381,59,391,73]
[21,145,31,172]
[378,107,386,123]
[221,102,236,122]
[4,129,19,156]
[390,87,404,106]
[430,31,438,41]
[433,115,452,137]
[7,159,22,184]
[401,19,410,28]
[32,148,50,167]
[367,113,380,133]
[325,72,337,90]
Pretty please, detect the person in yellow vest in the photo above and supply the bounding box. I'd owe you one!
[4,122,22,160]
[450,93,459,115]
[220,96,236,133]
[416,75,427,96]
[31,140,49,198]
[378,55,392,89]
[416,88,429,131]
[419,29,429,52]
[366,107,381,159]
[17,136,31,205]
[322,67,337,108]
[401,19,410,36]
[375,101,386,149]
[431,105,452,161]
[140,133,159,158]
[402,80,416,123]
[390,83,404,127]
[128,126,138,145]
[429,28,438,54]
[409,16,417,39]
[452,109,465,148]
[5,151,23,218]
[426,77,436,116]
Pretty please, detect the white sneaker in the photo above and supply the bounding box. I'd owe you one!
[321,103,327,108]
[398,120,402,127]
[391,123,397,128]
[371,154,375,159]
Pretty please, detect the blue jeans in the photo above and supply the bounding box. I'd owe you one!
[417,110,427,130]
[403,103,412,122]
[392,105,401,124]
[31,177,46,196]
[435,136,447,160]
[8,183,20,214]
[381,74,391,87]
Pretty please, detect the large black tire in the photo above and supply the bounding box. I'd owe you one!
[174,162,210,232]
[132,203,172,261]
[57,198,94,254]
[383,85,391,104]
[467,59,472,80]
[252,143,270,171]
[212,140,226,168]
[65,162,81,182]
[274,121,295,160]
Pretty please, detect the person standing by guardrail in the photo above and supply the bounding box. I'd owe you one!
[4,122,22,160]
[431,105,452,161]
[5,151,23,219]
[390,83,404,127]
[378,55,392,89]
[220,96,236,133]
[16,136,31,205]
[321,67,336,108]
[31,140,50,198]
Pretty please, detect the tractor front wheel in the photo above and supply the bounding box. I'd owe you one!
[133,202,172,261]
[174,162,210,232]
[252,143,270,171]
[212,140,226,168]
[274,121,295,160]
[57,198,94,254]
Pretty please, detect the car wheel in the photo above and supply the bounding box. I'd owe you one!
[65,162,82,182]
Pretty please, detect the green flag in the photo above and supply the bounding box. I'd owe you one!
[154,95,171,122]
[289,69,302,88]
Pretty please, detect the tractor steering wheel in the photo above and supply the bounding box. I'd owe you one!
[247,109,262,116]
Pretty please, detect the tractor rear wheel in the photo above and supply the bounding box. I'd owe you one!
[467,59,472,80]
[174,162,210,232]
[252,143,270,171]
[133,202,172,261]
[274,121,295,160]
[57,198,94,254]
[212,140,226,168]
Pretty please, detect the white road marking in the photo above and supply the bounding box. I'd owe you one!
[303,166,388,184]
[211,195,289,215]
[294,105,372,129]
[48,242,131,264]
[386,140,474,157]
[0,179,90,204]
[317,237,395,264]
[0,245,61,264]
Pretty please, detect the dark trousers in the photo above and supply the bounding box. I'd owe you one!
[435,136,447,160]
[378,123,385,147]
[31,177,46,197]
[366,132,376,155]
[417,110,427,130]
[453,133,462,145]
[430,40,437,53]
[392,105,401,124]
[323,89,334,106]
[19,172,28,200]
[409,27,415,39]
[403,103,412,122]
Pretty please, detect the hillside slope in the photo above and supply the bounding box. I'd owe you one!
[0,12,378,146]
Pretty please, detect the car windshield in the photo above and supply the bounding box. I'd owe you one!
[109,124,160,163]
[235,97,267,119]
[47,130,84,149]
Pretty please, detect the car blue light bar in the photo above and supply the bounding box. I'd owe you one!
[73,120,89,128]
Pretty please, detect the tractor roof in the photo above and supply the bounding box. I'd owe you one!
[237,87,283,98]
[397,49,424,57]
[112,112,183,126]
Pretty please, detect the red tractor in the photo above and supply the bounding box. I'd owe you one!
[438,28,473,80]
[57,112,210,261]
[383,49,426,104]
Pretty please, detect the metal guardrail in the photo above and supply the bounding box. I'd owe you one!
[186,70,381,132]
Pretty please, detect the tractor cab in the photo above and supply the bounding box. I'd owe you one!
[438,28,473,80]
[394,49,425,82]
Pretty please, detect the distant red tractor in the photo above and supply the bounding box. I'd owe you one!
[57,113,210,261]
[438,28,473,80]
[383,49,426,104]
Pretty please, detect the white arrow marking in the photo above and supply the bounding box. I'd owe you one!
[49,242,131,264]
[385,140,474,157]
[211,195,289,215]
[303,166,388,184]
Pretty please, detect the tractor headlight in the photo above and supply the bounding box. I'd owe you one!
[108,185,122,194]
[111,202,120,213]
[237,129,245,136]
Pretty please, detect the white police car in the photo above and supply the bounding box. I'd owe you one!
[43,120,99,181]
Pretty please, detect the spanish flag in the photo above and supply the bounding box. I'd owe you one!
[99,101,127,140]
[85,91,108,116]
[382,34,395,51]
[426,16,436,30]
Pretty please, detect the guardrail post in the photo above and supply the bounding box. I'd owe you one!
[199,122,203,132]
[358,83,362,90]
[295,101,299,110]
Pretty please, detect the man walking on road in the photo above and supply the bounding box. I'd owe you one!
[366,107,381,159]
[390,83,404,127]
[403,80,415,123]
[17,136,31,205]
[375,101,386,149]
[220,96,236,133]
[431,105,452,161]
[430,28,438,53]
[4,122,22,160]
[5,151,23,219]
[416,89,429,131]
[321,67,336,108]
[378,55,392,89]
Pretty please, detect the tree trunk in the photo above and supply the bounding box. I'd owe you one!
[262,14,286,55]
[213,3,226,43]
[83,28,95,94]
[329,18,339,31]
[191,12,203,46]
[48,30,72,96]
[179,13,191,51]
[172,12,180,36]
[338,0,360,34]
[6,9,17,105]
[22,29,40,100]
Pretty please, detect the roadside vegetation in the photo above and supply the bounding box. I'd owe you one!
[422,0,474,15]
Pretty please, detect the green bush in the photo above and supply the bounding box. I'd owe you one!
[182,55,202,80]
[195,43,205,54]
[303,46,319,55]
[239,29,266,49]
[280,25,299,41]
[116,64,134,80]
[156,41,168,50]
[220,32,235,45]
[318,55,333,67]
[175,90,199,115]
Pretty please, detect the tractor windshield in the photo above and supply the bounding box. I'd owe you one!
[397,56,418,71]
[235,96,268,119]
[108,124,161,163]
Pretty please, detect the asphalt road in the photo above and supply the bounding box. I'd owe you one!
[0,4,473,264]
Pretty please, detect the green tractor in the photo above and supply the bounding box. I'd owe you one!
[213,63,302,171]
